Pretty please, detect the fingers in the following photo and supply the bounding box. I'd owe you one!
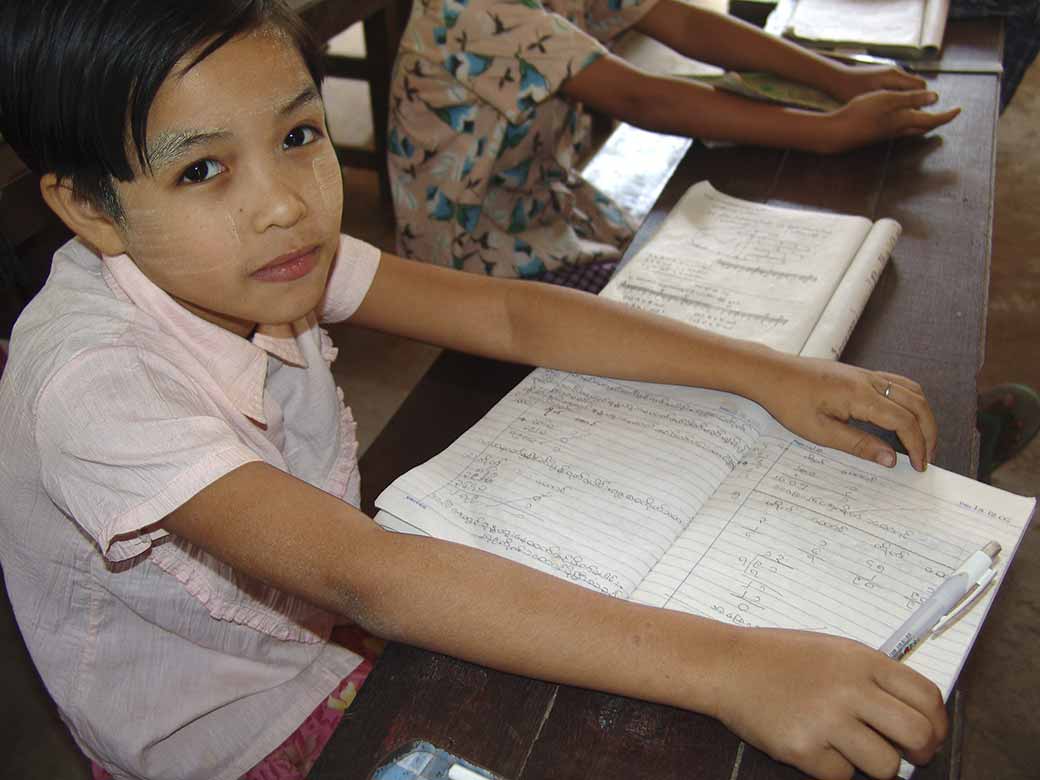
[854,689,943,771]
[875,372,938,462]
[847,373,933,471]
[816,419,900,469]
[870,90,961,134]
[884,88,940,110]
[831,719,903,779]
[828,657,945,777]
[873,662,949,751]
[880,68,927,92]
[901,106,962,133]
[815,369,936,471]
[797,745,856,780]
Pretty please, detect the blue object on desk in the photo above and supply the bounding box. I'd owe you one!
[371,741,507,780]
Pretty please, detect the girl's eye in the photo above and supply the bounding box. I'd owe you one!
[283,125,320,149]
[180,159,224,184]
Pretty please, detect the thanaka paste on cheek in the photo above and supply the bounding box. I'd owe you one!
[121,206,226,277]
[313,155,342,216]
[226,210,241,245]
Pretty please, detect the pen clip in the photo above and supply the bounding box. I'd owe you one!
[931,568,997,637]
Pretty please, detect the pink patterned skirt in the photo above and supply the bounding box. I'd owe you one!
[91,624,384,780]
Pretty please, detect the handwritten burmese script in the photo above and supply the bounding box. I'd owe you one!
[377,369,1034,699]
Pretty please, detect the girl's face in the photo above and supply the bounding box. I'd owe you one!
[111,27,344,336]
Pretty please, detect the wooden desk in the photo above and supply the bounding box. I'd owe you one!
[312,19,1008,780]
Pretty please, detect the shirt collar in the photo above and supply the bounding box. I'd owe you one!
[100,251,309,424]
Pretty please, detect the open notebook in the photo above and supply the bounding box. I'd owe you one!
[601,181,899,358]
[375,373,1035,701]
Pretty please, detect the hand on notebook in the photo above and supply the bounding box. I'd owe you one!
[761,357,937,471]
[823,89,961,153]
[714,627,947,779]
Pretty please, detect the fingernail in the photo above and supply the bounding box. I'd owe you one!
[876,451,896,467]
[928,92,938,103]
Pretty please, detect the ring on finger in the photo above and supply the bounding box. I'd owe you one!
[881,381,893,399]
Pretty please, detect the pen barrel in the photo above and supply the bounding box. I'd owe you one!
[879,573,971,659]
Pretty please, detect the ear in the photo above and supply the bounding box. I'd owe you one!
[39,174,128,257]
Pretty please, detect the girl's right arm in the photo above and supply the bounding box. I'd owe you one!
[161,461,946,779]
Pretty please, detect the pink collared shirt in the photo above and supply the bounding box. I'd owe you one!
[0,235,380,779]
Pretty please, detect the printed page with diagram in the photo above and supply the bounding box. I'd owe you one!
[599,182,901,359]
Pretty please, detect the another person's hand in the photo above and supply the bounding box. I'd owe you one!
[829,63,928,102]
[822,89,961,153]
[758,355,937,471]
[714,627,947,779]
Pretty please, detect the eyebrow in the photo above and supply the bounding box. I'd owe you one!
[145,86,324,173]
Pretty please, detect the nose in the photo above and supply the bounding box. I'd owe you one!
[248,163,307,233]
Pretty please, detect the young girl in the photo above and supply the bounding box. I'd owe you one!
[387,0,961,279]
[0,2,945,779]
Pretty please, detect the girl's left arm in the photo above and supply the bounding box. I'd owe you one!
[349,253,936,471]
[635,0,925,103]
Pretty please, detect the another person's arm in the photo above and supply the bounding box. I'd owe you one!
[637,0,924,102]
[560,0,959,153]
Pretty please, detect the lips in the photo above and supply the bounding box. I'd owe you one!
[250,245,320,282]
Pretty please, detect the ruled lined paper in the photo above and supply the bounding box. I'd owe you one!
[376,370,1035,702]
[630,416,1034,698]
[376,369,771,597]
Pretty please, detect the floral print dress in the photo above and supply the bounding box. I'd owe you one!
[387,0,660,278]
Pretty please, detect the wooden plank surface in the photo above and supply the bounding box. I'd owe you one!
[288,0,394,41]
[313,19,1001,780]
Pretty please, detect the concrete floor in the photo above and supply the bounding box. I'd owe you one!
[2,51,1038,780]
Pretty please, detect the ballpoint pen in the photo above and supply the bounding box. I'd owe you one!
[879,541,1001,660]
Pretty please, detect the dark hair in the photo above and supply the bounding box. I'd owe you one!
[0,0,324,219]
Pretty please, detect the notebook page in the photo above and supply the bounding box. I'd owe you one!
[799,218,901,358]
[599,182,875,355]
[921,0,951,51]
[631,416,1036,700]
[786,0,926,49]
[375,368,772,598]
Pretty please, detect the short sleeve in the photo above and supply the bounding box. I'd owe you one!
[422,1,608,124]
[582,0,661,44]
[35,346,261,562]
[318,234,382,323]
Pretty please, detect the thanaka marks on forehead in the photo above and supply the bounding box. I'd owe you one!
[144,85,323,174]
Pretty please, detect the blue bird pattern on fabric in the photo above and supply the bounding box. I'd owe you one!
[387,0,657,278]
